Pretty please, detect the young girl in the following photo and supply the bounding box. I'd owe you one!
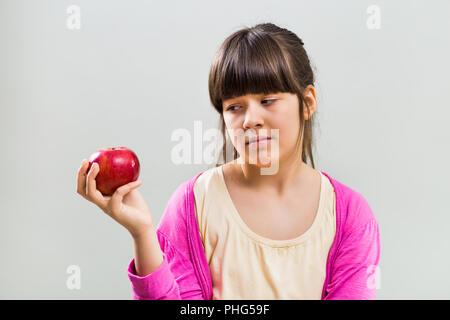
[77,22,380,300]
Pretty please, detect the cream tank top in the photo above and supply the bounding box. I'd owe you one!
[193,165,336,300]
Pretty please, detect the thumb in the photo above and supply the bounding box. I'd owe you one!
[129,180,142,189]
[123,180,143,195]
[110,180,142,215]
[118,180,142,194]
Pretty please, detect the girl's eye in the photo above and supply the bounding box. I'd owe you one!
[226,99,275,112]
[262,99,276,105]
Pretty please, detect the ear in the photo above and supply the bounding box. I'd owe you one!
[302,85,317,120]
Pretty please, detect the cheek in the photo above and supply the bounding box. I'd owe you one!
[273,116,300,147]
[283,124,300,146]
[225,126,245,148]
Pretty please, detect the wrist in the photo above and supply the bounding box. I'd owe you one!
[130,224,155,241]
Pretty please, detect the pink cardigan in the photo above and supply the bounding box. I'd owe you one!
[127,170,381,300]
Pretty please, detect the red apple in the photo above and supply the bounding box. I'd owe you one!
[86,147,140,196]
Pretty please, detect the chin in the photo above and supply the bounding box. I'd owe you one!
[241,152,277,167]
[254,161,274,168]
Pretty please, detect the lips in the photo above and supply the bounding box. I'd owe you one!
[245,136,271,145]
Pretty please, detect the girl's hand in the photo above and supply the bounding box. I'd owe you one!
[76,159,154,238]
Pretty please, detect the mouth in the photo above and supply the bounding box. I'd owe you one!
[246,137,272,145]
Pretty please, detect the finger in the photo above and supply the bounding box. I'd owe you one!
[76,159,89,197]
[86,162,106,207]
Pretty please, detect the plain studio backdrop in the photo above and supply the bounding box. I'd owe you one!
[1,0,449,300]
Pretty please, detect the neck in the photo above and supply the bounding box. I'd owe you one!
[234,152,312,198]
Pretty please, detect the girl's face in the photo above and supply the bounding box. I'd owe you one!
[222,91,302,167]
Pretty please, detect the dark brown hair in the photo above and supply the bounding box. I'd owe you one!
[208,22,317,169]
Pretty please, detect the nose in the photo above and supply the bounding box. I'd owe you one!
[243,102,264,130]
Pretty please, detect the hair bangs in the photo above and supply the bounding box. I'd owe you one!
[211,31,297,109]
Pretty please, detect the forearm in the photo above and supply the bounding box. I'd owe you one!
[132,226,164,277]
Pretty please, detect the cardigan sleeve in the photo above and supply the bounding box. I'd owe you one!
[126,180,206,300]
[127,231,177,299]
[127,230,205,300]
[323,217,381,300]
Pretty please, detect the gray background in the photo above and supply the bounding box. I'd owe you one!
[1,0,449,299]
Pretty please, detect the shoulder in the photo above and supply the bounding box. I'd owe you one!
[156,167,214,231]
[153,169,211,257]
[193,165,221,191]
[321,171,377,232]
